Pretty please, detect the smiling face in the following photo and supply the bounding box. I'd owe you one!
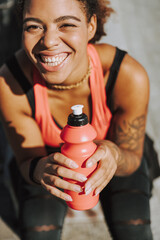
[22,0,97,85]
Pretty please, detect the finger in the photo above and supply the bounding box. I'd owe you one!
[85,162,116,194]
[45,174,83,193]
[42,181,73,202]
[50,153,79,169]
[47,164,87,183]
[94,167,116,196]
[84,167,106,195]
[85,146,106,168]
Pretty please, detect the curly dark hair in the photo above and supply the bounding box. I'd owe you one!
[16,0,114,43]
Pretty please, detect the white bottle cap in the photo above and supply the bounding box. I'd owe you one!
[71,105,84,115]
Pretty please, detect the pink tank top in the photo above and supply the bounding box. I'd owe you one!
[33,44,112,147]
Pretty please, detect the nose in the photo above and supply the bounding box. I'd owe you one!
[41,29,60,48]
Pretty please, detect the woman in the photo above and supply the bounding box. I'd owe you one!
[0,0,153,239]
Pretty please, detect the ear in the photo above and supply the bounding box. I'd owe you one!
[87,15,97,42]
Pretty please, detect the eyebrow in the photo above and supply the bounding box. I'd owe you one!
[23,15,81,25]
[23,17,42,25]
[54,16,81,23]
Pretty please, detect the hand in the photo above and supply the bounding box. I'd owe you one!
[84,140,119,196]
[34,153,87,202]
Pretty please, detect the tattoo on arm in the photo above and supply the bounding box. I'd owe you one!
[113,115,146,152]
[107,114,146,175]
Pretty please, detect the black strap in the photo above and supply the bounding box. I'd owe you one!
[29,157,42,184]
[6,55,35,118]
[106,47,127,111]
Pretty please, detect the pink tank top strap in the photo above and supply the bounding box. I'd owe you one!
[87,44,112,139]
[33,68,62,147]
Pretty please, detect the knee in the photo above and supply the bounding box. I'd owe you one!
[21,226,62,240]
[110,219,153,240]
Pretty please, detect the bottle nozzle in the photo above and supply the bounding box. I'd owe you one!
[68,105,88,126]
[71,105,84,115]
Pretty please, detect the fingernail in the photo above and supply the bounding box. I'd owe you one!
[74,186,83,193]
[70,162,79,169]
[95,190,100,196]
[79,175,87,182]
[86,162,93,168]
[85,183,91,192]
[85,188,92,196]
[65,195,73,202]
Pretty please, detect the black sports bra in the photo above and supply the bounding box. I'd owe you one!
[6,47,127,118]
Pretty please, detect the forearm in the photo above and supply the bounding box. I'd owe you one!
[115,145,142,176]
[19,157,44,185]
[95,140,142,177]
[19,159,35,184]
[107,113,146,176]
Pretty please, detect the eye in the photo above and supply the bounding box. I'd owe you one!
[24,25,43,33]
[59,23,77,28]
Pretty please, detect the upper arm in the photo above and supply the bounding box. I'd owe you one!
[0,65,47,165]
[107,53,149,158]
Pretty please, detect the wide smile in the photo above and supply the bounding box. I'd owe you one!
[36,52,70,72]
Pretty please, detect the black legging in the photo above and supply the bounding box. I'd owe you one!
[100,156,153,240]
[11,156,153,240]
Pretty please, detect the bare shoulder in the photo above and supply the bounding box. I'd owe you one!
[0,51,46,163]
[114,52,150,111]
[0,50,33,119]
[93,43,116,72]
[93,43,149,111]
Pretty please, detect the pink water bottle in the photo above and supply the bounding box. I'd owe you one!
[60,105,99,210]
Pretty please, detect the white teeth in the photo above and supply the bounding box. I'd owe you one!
[41,54,67,66]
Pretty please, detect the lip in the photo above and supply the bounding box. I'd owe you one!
[39,51,68,57]
[36,52,70,72]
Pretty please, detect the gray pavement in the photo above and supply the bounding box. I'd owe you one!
[0,0,160,239]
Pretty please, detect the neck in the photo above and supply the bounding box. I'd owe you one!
[46,58,91,90]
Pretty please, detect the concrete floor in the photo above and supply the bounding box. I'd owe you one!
[0,0,160,239]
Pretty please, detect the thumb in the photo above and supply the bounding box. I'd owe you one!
[86,146,106,168]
